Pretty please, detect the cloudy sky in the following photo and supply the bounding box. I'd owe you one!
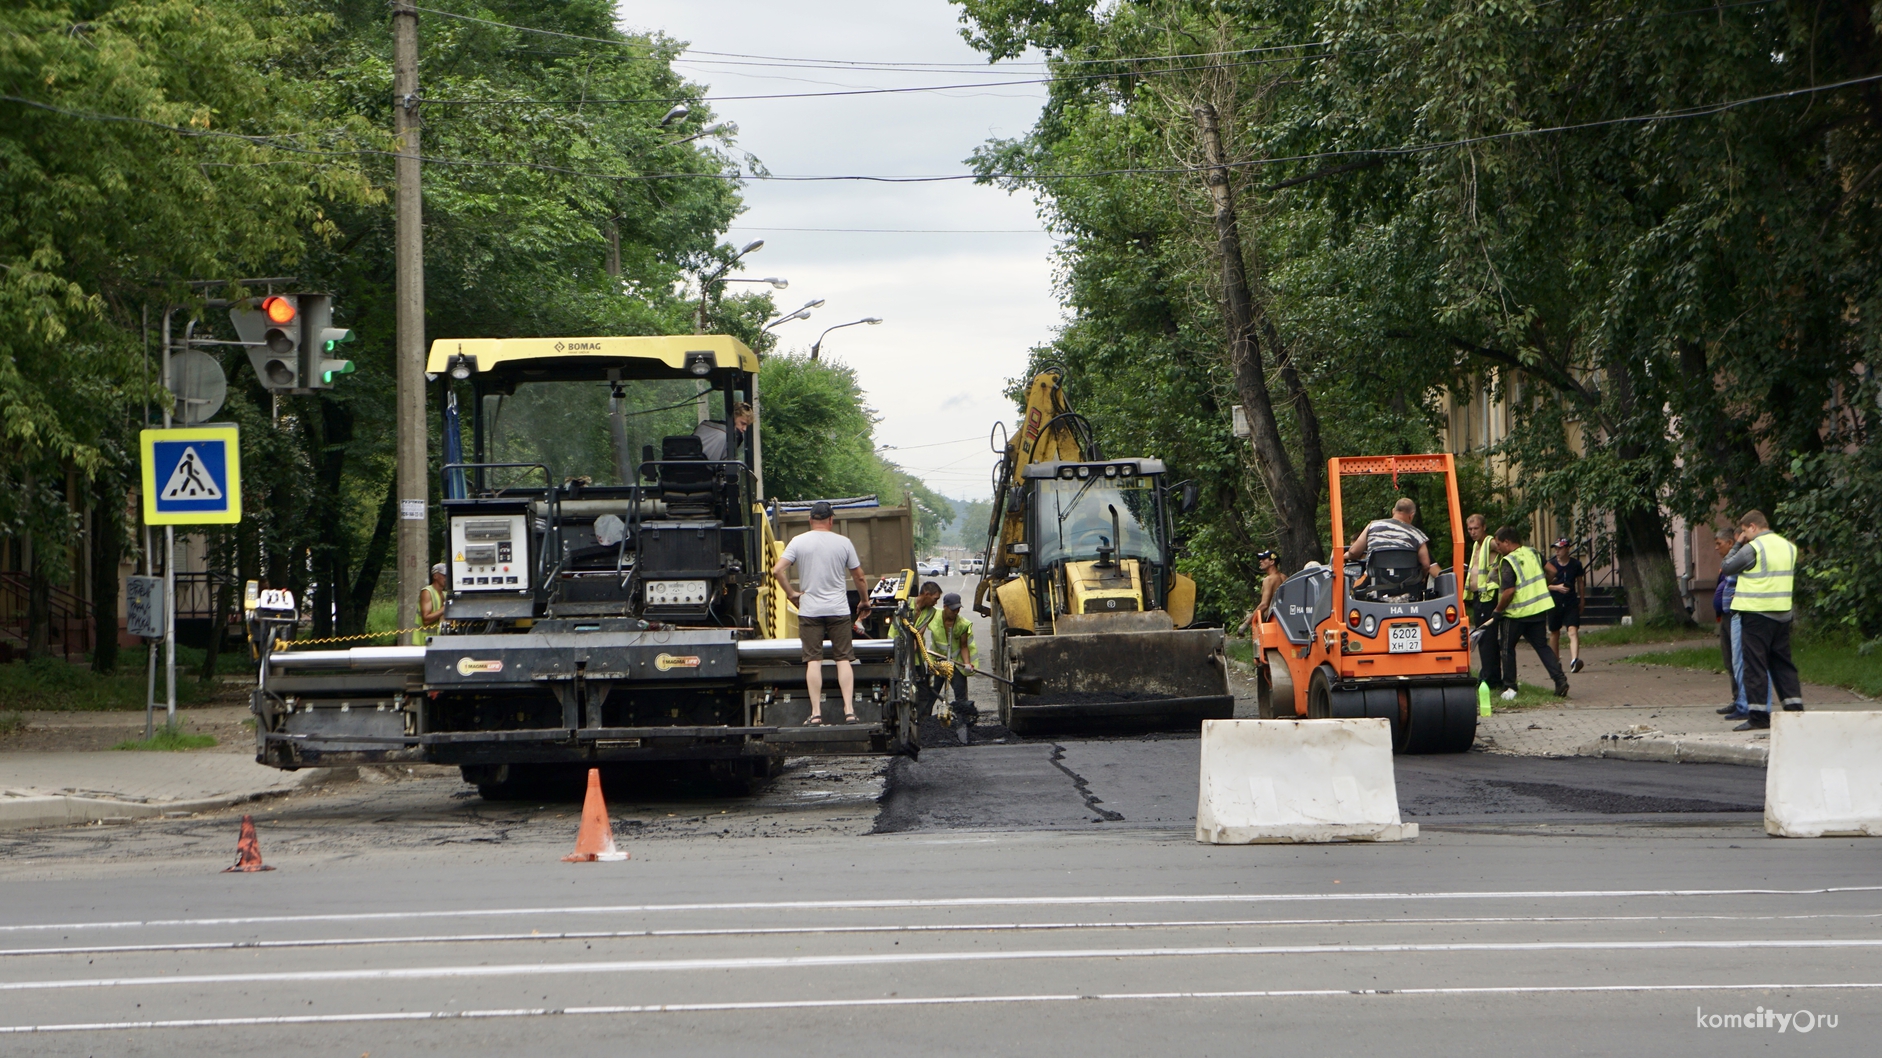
[620,0,1061,500]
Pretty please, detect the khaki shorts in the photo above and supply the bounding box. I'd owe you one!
[799,614,856,663]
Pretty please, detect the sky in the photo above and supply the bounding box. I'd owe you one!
[619,0,1062,500]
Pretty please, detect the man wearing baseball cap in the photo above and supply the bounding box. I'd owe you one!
[771,500,871,724]
[925,592,976,715]
[1544,538,1585,674]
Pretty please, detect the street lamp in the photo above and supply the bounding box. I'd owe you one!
[765,298,825,330]
[721,277,789,289]
[809,317,883,360]
[694,239,765,333]
[659,104,690,127]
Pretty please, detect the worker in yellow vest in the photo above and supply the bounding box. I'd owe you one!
[1717,510,1801,730]
[1462,513,1502,687]
[1490,526,1568,701]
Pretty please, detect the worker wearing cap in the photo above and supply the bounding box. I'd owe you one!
[1463,514,1502,688]
[1234,550,1286,636]
[418,563,447,643]
[925,592,977,715]
[771,499,870,725]
[1545,538,1586,674]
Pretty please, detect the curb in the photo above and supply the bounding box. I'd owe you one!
[0,768,345,831]
[1579,733,1769,768]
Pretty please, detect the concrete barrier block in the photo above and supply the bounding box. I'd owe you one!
[1766,712,1882,838]
[1196,718,1416,844]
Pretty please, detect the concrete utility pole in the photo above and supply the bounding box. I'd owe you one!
[393,4,427,635]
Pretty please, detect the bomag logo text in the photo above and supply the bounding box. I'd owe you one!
[655,653,702,671]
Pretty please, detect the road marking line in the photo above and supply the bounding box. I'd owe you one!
[5,982,1882,1034]
[5,911,1879,958]
[5,886,1878,933]
[7,938,1882,992]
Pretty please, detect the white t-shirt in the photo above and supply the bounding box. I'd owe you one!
[782,529,862,618]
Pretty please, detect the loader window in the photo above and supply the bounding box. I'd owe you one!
[483,379,707,489]
[1036,477,1163,567]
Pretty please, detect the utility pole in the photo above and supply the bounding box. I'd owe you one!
[393,4,427,635]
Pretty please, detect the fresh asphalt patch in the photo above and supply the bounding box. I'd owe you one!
[877,732,1767,833]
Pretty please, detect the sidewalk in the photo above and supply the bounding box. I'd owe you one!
[0,705,333,829]
[1476,638,1874,766]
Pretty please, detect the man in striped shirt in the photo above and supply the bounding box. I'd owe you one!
[1345,498,1443,583]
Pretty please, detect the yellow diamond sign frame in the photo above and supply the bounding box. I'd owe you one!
[141,425,242,525]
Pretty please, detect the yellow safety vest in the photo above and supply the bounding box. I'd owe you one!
[1501,546,1555,619]
[1732,532,1796,613]
[1468,537,1500,602]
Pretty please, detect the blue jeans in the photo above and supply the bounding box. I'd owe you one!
[1730,614,1772,715]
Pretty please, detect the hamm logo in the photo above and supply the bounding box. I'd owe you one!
[655,653,701,671]
[456,657,504,675]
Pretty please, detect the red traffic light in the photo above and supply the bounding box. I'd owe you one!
[261,296,297,325]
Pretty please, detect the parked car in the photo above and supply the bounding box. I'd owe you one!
[917,558,946,577]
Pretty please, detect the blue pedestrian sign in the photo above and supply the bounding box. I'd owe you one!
[141,425,242,525]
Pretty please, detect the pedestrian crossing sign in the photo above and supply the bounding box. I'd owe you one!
[141,425,242,525]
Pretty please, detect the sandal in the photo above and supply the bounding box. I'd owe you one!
[806,714,825,726]
[842,712,859,724]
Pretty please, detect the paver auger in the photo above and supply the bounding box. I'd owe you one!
[972,369,1231,735]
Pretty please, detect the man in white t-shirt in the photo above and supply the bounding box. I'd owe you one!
[771,501,871,724]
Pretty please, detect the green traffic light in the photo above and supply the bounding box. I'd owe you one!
[323,328,356,353]
[321,359,355,384]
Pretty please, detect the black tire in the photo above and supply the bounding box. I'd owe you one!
[991,604,1015,731]
[1362,687,1409,750]
[1439,683,1480,753]
[1403,686,1448,754]
[1307,668,1333,719]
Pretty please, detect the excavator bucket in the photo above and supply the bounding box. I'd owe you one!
[1001,620,1232,735]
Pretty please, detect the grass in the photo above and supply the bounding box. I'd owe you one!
[1494,681,1569,709]
[0,710,25,736]
[1625,630,1882,698]
[112,726,219,751]
[1224,637,1254,665]
[0,641,247,712]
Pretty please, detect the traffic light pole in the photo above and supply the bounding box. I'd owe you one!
[393,4,427,637]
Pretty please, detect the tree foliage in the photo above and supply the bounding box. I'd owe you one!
[956,0,1882,628]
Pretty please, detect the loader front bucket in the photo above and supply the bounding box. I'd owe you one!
[1001,626,1233,735]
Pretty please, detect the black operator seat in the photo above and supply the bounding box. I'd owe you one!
[655,434,719,517]
[1361,546,1423,599]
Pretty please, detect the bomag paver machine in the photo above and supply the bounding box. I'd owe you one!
[250,335,923,797]
[1255,453,1477,753]
[972,369,1232,735]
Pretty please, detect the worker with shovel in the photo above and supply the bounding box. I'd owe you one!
[926,592,977,718]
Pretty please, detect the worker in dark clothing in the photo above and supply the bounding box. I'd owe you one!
[1490,526,1568,701]
[1711,533,1746,718]
[1717,510,1801,730]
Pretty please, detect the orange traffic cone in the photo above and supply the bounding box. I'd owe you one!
[563,768,629,862]
[222,814,275,872]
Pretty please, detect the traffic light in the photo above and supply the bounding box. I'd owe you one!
[229,293,357,393]
[298,295,356,389]
[229,295,301,391]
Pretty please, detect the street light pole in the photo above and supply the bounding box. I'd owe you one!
[393,3,428,637]
[809,317,883,360]
[693,240,763,334]
[764,297,824,331]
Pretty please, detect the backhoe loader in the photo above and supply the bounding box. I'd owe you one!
[972,369,1231,735]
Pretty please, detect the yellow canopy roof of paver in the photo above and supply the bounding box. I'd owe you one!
[425,334,759,374]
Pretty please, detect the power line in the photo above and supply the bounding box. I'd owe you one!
[10,70,1876,186]
[418,52,1328,108]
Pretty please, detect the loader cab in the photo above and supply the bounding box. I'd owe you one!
[427,335,762,629]
[1014,459,1175,620]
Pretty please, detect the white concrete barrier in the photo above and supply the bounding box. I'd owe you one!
[1766,711,1882,838]
[1195,718,1416,843]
